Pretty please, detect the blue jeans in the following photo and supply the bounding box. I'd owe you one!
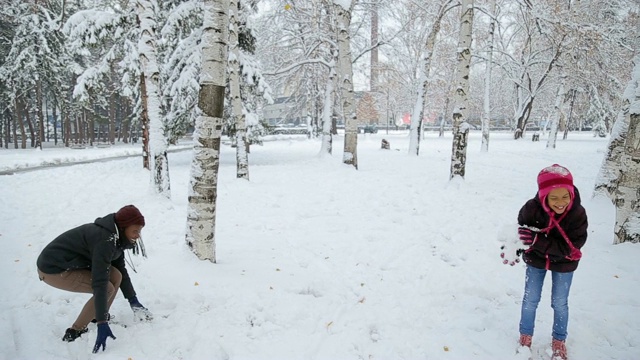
[519,265,574,341]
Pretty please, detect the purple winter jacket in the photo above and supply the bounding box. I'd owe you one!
[518,187,588,273]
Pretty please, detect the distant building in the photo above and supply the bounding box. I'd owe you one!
[262,96,305,126]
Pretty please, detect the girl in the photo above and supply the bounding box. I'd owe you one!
[516,164,588,360]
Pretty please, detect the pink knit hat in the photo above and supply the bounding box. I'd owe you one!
[537,164,575,201]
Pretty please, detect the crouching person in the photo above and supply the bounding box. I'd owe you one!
[37,205,153,353]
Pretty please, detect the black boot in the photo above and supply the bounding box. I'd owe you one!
[62,327,88,342]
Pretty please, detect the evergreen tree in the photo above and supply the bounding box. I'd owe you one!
[158,0,272,146]
[62,2,142,146]
[0,2,67,149]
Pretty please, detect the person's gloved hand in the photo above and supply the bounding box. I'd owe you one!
[567,247,582,261]
[129,296,154,321]
[500,244,522,266]
[518,227,535,245]
[92,322,116,353]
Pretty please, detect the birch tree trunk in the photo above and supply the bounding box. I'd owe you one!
[186,0,230,262]
[546,73,566,149]
[137,0,171,197]
[320,58,337,155]
[595,52,640,244]
[449,0,474,179]
[615,105,640,243]
[408,0,453,156]
[62,80,72,148]
[408,71,426,155]
[594,108,628,198]
[480,0,496,152]
[229,0,249,180]
[335,0,358,169]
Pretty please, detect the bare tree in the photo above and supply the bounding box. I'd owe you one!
[229,0,249,180]
[137,0,171,197]
[256,0,337,153]
[449,0,473,179]
[335,0,359,169]
[408,0,456,156]
[595,18,640,243]
[614,95,640,243]
[185,0,230,262]
[491,1,564,139]
[595,106,629,199]
[480,0,497,152]
[320,57,338,155]
[140,73,150,169]
[545,71,566,149]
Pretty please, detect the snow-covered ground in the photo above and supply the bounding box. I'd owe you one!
[1,131,638,360]
[0,139,192,174]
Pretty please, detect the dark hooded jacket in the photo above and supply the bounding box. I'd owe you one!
[37,214,136,322]
[518,187,588,273]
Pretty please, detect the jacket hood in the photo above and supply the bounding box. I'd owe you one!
[94,213,117,232]
[94,213,134,250]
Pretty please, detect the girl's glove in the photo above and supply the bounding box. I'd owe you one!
[92,323,116,353]
[518,227,535,245]
[129,296,154,321]
[498,224,528,266]
[500,243,525,266]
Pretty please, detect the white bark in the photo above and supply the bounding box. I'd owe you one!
[614,108,640,243]
[408,0,453,156]
[594,14,640,201]
[449,0,473,179]
[604,53,640,244]
[408,72,426,155]
[546,73,567,149]
[320,58,337,155]
[480,0,496,153]
[335,1,358,169]
[186,0,230,262]
[594,108,629,198]
[594,33,640,243]
[229,0,249,180]
[137,0,170,197]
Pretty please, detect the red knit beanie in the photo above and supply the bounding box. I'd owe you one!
[115,205,145,228]
[537,164,574,201]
